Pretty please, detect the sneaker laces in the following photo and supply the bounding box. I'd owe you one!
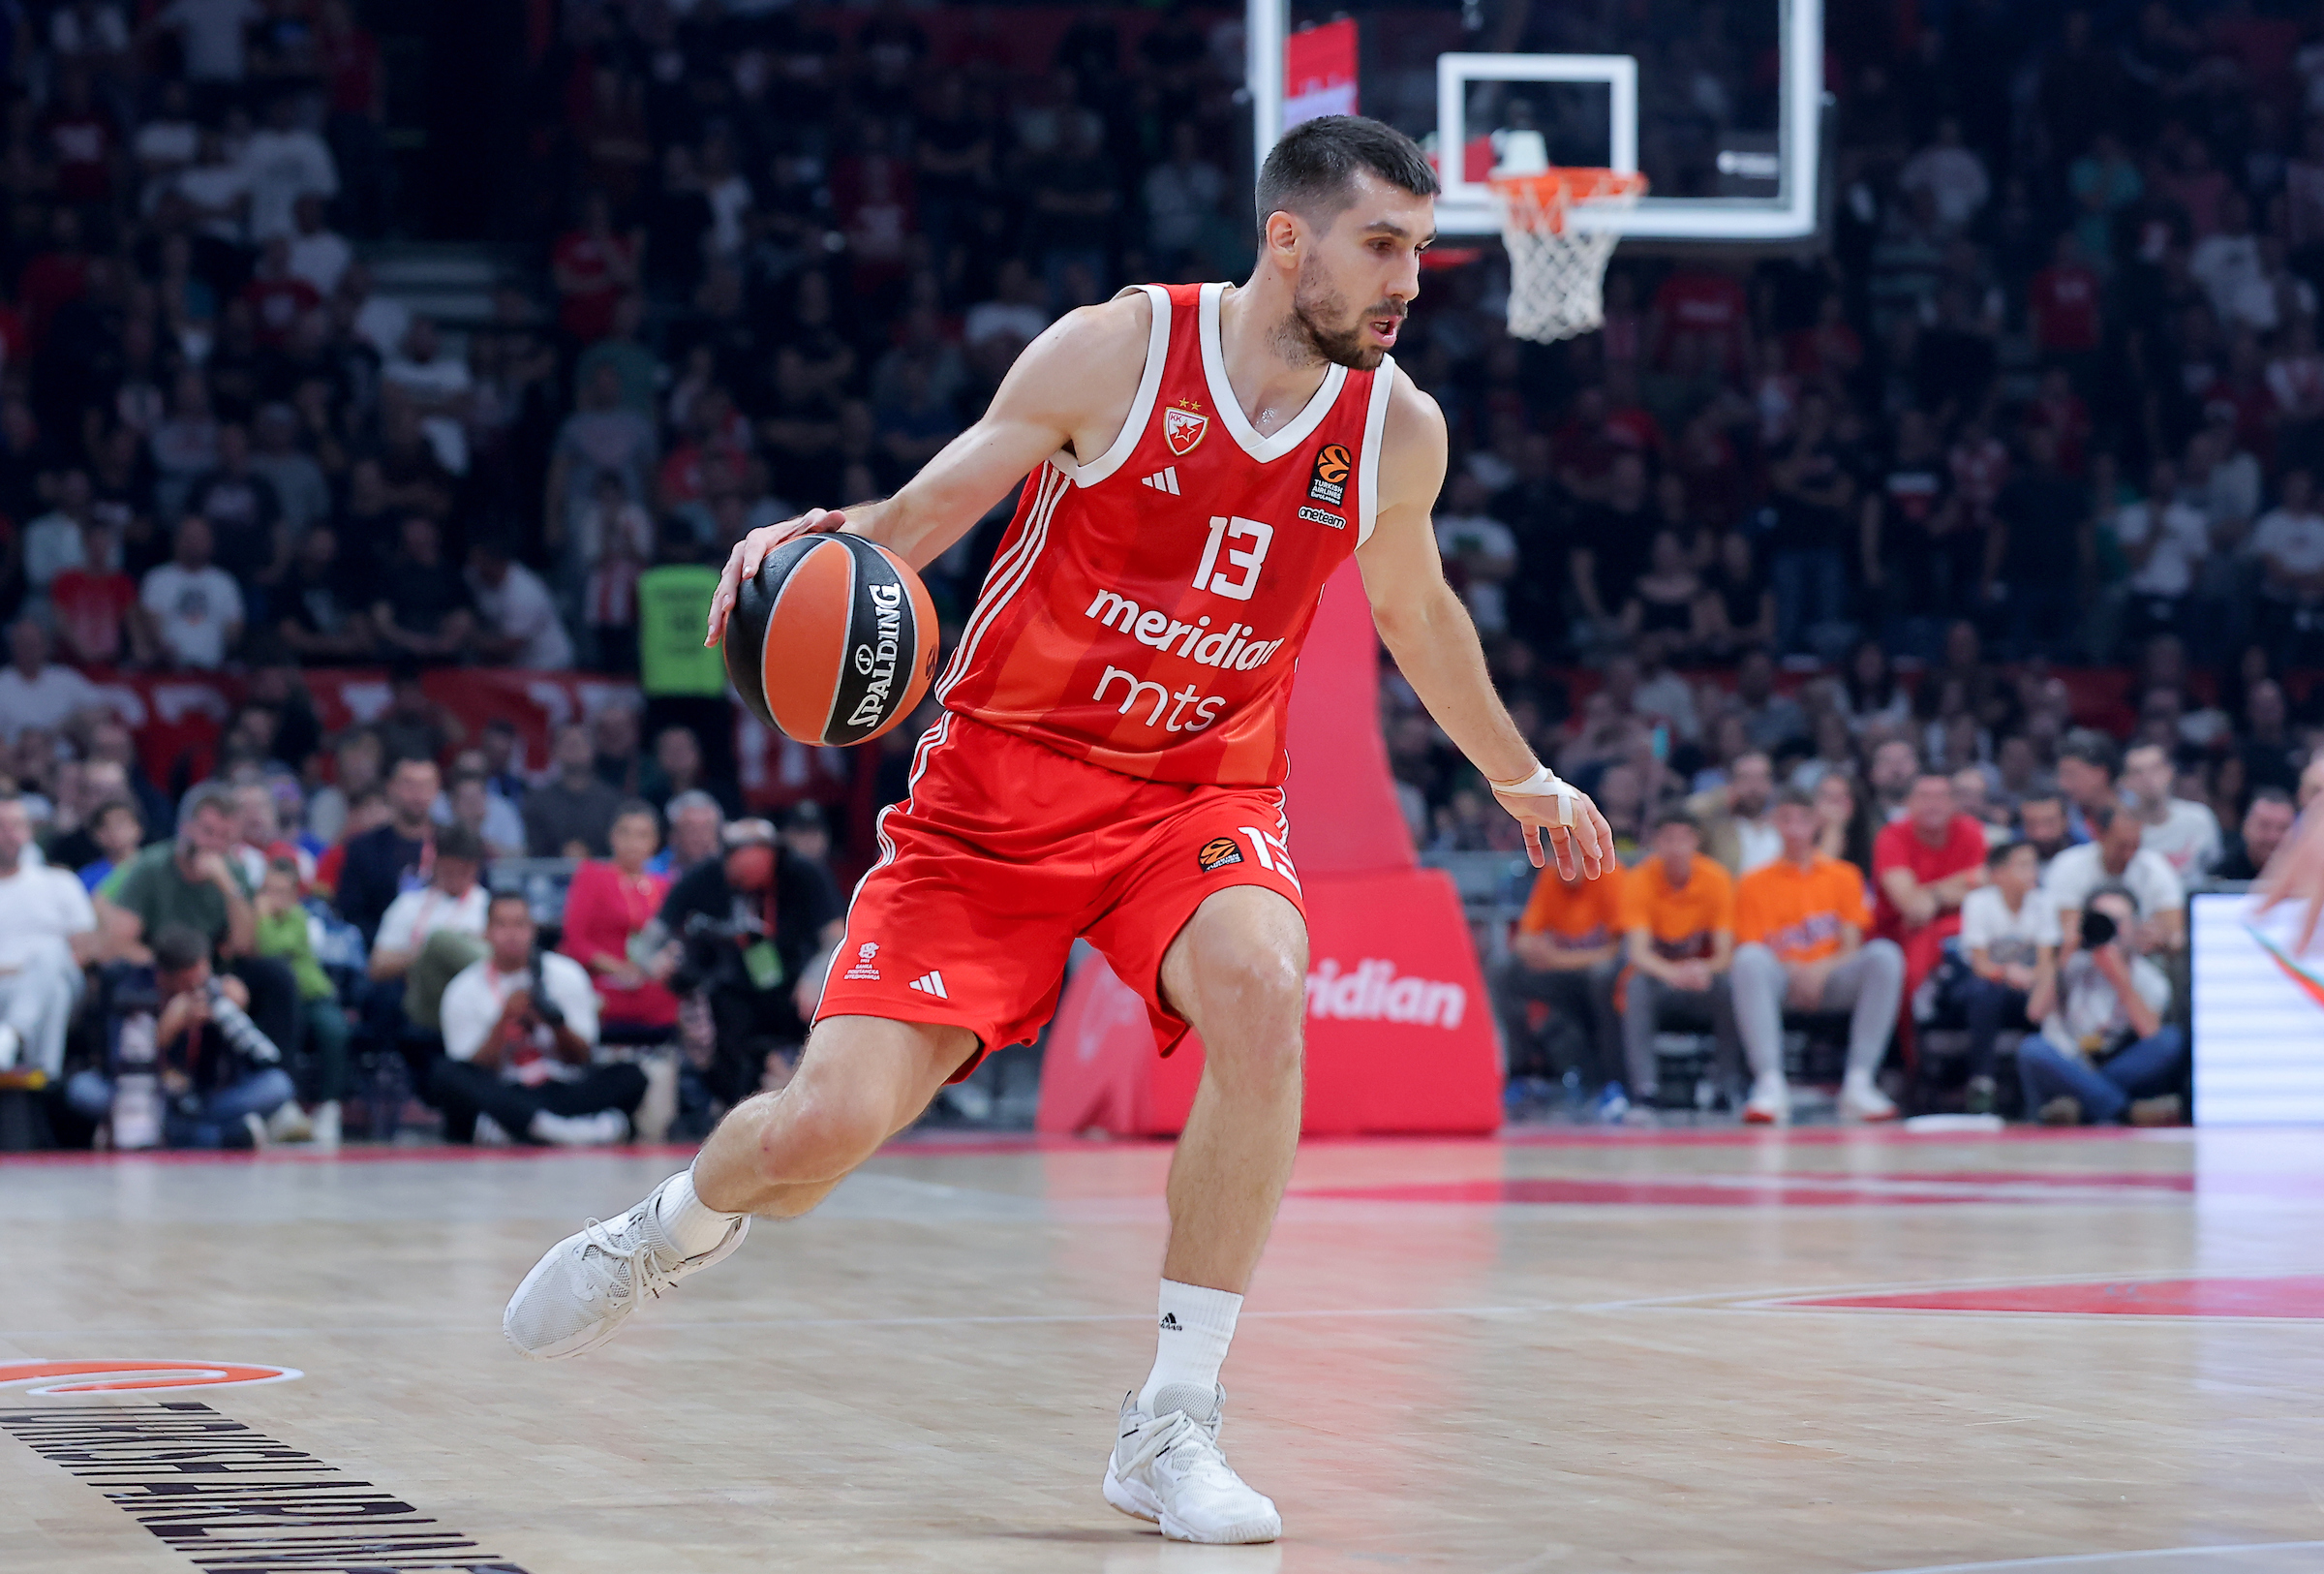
[574,1211,681,1311]
[1119,1408,1242,1495]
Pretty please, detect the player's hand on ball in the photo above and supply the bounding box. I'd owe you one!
[1490,764,1612,880]
[705,508,848,647]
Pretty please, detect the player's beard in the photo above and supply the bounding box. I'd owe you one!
[1284,257,1401,371]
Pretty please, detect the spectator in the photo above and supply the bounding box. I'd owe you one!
[187,421,286,588]
[2110,458,2210,651]
[1991,426,2091,659]
[2019,792,2077,874]
[1764,393,1856,658]
[77,799,146,892]
[2018,886,2187,1126]
[654,789,724,877]
[1618,810,1737,1118]
[1699,534,1776,660]
[2250,468,2324,665]
[640,726,734,818]
[437,770,525,860]
[373,516,473,664]
[561,800,678,1041]
[524,723,624,859]
[1873,770,1990,1006]
[2213,788,2297,880]
[467,538,573,670]
[72,923,298,1149]
[140,516,245,670]
[1434,475,1518,636]
[94,783,301,1062]
[1958,840,2062,1117]
[1730,788,1906,1124]
[2122,742,2220,879]
[434,891,642,1145]
[2045,803,2187,956]
[1867,738,1920,823]
[1686,750,1779,877]
[252,856,348,1146]
[0,620,105,742]
[50,516,145,666]
[1619,529,1704,662]
[367,823,487,986]
[2055,729,2124,838]
[1899,117,1991,231]
[592,706,644,796]
[1495,859,1625,1116]
[1813,770,1879,879]
[334,756,437,944]
[275,525,376,664]
[1730,648,1809,754]
[0,792,100,1076]
[284,195,352,297]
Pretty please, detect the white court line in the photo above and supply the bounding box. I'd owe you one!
[1859,1542,2324,1573]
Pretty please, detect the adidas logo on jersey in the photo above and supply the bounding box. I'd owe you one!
[1140,467,1181,495]
[907,971,949,1000]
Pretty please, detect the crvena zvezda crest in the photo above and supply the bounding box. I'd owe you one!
[1163,407,1208,456]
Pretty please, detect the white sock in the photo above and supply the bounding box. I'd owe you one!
[655,1165,743,1256]
[1137,1280,1242,1420]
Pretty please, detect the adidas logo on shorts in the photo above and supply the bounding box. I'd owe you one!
[907,971,949,1000]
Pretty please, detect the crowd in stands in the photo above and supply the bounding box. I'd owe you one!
[5,2,2324,1142]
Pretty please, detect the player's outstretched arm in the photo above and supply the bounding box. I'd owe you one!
[2256,807,2324,953]
[706,292,1154,647]
[1355,371,1611,879]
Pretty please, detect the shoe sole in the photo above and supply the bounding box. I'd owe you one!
[1742,1108,1787,1126]
[1102,1463,1281,1544]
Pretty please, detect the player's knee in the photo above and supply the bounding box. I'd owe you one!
[1192,949,1307,1083]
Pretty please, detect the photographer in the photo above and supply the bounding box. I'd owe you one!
[2015,885,2187,1126]
[67,924,298,1149]
[631,818,843,1107]
[431,892,643,1145]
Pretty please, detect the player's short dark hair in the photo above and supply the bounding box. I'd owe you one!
[1255,115,1439,230]
[152,923,211,973]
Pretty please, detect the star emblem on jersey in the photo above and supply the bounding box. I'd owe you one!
[1197,837,1244,872]
[1141,466,1182,495]
[1164,407,1208,456]
[1307,444,1351,506]
[907,971,949,999]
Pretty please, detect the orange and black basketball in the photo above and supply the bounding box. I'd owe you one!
[722,534,939,747]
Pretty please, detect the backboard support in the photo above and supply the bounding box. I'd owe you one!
[1246,0,1825,243]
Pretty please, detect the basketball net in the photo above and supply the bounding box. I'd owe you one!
[1486,155,1647,344]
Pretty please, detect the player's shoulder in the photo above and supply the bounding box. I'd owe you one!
[1027,287,1154,366]
[1371,360,1448,507]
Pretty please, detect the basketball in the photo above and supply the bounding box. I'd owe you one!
[722,533,939,747]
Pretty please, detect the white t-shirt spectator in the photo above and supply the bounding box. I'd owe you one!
[174,159,251,245]
[2138,799,2222,878]
[0,860,96,968]
[0,663,105,741]
[1433,510,1516,633]
[353,295,413,359]
[440,951,599,1086]
[2189,232,2277,331]
[239,127,339,241]
[155,0,258,81]
[1959,884,2062,970]
[140,563,244,668]
[467,562,575,670]
[1898,143,1991,229]
[2112,496,2210,598]
[22,509,89,597]
[382,353,473,405]
[963,297,1050,349]
[373,884,491,958]
[2043,843,2186,921]
[2251,506,2324,579]
[2042,949,2172,1058]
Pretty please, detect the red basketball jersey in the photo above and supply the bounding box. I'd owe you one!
[937,282,1396,787]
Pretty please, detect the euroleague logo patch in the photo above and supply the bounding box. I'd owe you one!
[1197,837,1245,873]
[1308,443,1351,507]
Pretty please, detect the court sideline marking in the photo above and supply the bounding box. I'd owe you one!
[1859,1541,2324,1573]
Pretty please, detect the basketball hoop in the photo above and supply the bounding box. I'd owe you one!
[1487,167,1648,344]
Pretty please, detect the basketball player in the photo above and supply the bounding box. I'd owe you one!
[504,116,1613,1544]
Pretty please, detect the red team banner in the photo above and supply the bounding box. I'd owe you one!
[1037,560,1505,1137]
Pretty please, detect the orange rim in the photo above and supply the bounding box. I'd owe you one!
[1487,168,1648,232]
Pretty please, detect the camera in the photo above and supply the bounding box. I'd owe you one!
[2079,908,2118,949]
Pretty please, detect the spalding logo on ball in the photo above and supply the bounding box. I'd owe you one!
[723,534,939,746]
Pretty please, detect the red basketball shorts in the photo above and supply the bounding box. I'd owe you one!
[814,713,1306,1078]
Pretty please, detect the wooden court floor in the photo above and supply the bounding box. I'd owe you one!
[5,1126,2323,1574]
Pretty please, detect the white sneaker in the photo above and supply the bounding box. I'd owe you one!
[503,1173,750,1360]
[265,1102,315,1144]
[242,1111,270,1150]
[532,1109,629,1146]
[311,1100,341,1149]
[1104,1386,1281,1544]
[474,1113,512,1146]
[1743,1076,1790,1126]
[1839,1078,1899,1123]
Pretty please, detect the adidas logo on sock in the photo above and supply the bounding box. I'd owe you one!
[1158,1312,1180,1331]
[1140,466,1181,496]
[907,971,949,1000]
